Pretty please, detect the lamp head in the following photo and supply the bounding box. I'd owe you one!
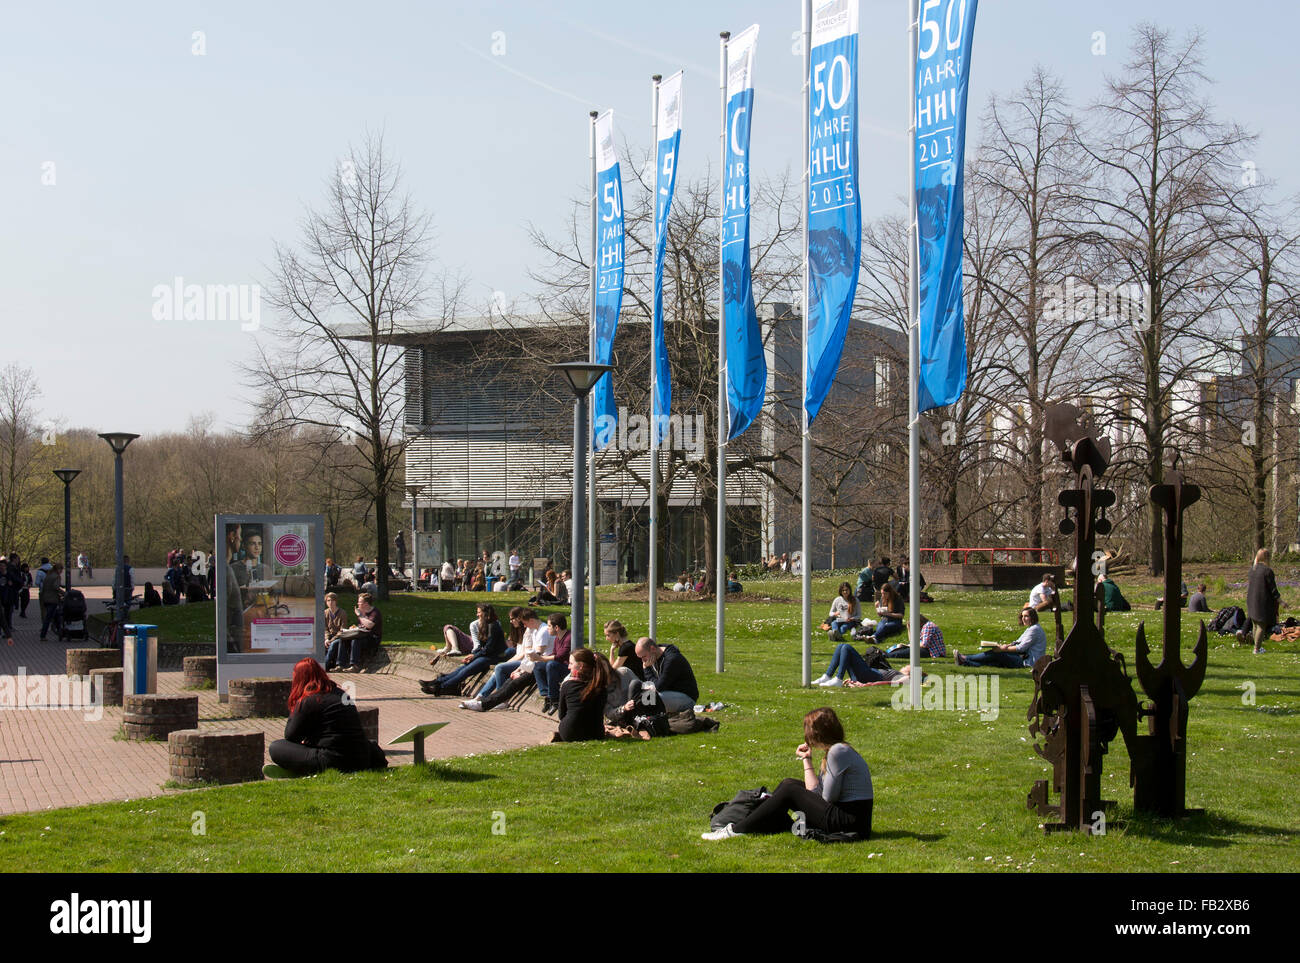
[52,468,81,485]
[550,362,615,398]
[98,432,140,454]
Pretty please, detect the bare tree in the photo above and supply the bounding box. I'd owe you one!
[0,365,58,558]
[248,134,460,599]
[1074,25,1253,575]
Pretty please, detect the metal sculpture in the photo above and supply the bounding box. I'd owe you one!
[1027,405,1141,833]
[1131,454,1207,816]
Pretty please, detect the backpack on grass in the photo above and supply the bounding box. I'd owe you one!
[1208,606,1247,636]
[710,787,770,830]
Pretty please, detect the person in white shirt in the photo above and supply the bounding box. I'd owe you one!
[439,559,456,590]
[827,581,862,641]
[561,570,574,600]
[672,574,689,592]
[1027,573,1057,612]
[509,550,521,579]
[461,608,553,708]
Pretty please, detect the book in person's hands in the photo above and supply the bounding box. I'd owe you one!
[978,640,1000,649]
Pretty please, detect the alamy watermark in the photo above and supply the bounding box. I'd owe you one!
[594,407,704,460]
[0,668,103,722]
[1042,277,1150,331]
[151,277,261,331]
[891,672,999,721]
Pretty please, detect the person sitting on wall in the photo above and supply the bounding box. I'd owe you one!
[322,591,351,670]
[268,658,387,775]
[1097,572,1131,612]
[422,605,515,695]
[461,608,552,707]
[953,607,1046,669]
[329,592,383,672]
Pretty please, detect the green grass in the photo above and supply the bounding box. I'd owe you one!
[9,574,1299,872]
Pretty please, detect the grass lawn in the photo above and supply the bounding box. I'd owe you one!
[11,569,1300,872]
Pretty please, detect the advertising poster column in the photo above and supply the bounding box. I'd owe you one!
[215,514,325,697]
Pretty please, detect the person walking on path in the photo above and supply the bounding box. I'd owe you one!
[1246,549,1283,655]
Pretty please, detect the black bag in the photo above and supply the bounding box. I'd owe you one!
[800,826,866,844]
[710,787,770,830]
[863,646,891,672]
[1208,606,1247,636]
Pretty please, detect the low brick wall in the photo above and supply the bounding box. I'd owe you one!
[159,642,215,670]
[169,730,265,785]
[122,694,199,741]
[90,667,123,707]
[228,678,292,718]
[67,648,120,679]
[182,656,217,689]
[357,705,379,743]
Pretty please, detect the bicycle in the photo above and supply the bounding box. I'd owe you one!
[90,597,141,648]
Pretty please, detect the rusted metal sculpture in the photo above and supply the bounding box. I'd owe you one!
[1131,454,1207,817]
[1027,405,1141,833]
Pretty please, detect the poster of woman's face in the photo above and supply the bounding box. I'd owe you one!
[221,518,318,655]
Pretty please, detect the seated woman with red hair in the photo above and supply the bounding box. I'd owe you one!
[268,658,387,775]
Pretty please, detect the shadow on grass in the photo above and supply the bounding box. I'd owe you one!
[1117,812,1298,847]
[870,830,946,843]
[399,761,495,783]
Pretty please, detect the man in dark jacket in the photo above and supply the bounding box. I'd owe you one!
[635,638,699,714]
[1246,549,1283,654]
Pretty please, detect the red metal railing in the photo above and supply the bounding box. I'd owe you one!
[921,547,1059,566]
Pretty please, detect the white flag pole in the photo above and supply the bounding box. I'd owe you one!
[906,0,923,710]
[716,30,730,674]
[588,110,599,648]
[800,0,812,687]
[649,73,662,641]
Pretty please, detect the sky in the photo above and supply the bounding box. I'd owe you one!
[4,0,1297,436]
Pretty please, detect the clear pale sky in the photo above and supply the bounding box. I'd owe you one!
[4,0,1296,435]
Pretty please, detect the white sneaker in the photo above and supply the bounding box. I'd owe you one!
[458,700,481,710]
[822,677,843,688]
[811,674,830,686]
[701,823,742,840]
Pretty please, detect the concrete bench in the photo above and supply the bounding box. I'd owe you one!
[169,730,265,785]
[228,678,292,718]
[122,693,198,741]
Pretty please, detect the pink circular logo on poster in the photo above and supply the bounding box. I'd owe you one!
[274,533,307,567]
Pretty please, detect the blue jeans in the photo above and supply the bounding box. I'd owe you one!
[535,660,568,700]
[871,618,904,644]
[829,619,858,641]
[824,643,885,682]
[479,660,521,699]
[960,649,1027,669]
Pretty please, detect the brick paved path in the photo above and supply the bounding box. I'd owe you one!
[0,612,556,816]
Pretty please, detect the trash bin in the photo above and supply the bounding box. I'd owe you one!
[122,623,158,696]
[486,576,498,592]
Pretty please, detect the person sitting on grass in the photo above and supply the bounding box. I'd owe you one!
[529,569,563,606]
[884,614,946,659]
[1097,572,1131,612]
[554,648,610,743]
[636,637,698,713]
[702,707,872,841]
[1187,582,1210,613]
[606,670,671,740]
[464,607,552,705]
[605,620,644,681]
[1027,573,1057,612]
[954,606,1046,668]
[268,658,386,775]
[672,573,689,592]
[1155,580,1189,611]
[827,581,861,641]
[855,582,904,646]
[422,604,514,695]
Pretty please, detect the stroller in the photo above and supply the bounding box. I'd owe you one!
[60,589,88,641]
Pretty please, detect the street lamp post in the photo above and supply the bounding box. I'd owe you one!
[98,433,139,627]
[52,469,81,593]
[406,484,421,589]
[550,361,613,651]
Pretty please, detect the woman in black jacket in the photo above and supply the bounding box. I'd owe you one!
[269,659,386,774]
[555,648,609,742]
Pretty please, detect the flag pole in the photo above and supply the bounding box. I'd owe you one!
[716,30,730,674]
[649,74,662,641]
[906,0,923,710]
[800,0,812,687]
[588,109,599,649]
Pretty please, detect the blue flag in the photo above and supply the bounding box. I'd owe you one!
[592,110,625,447]
[653,72,682,448]
[722,25,765,441]
[805,0,861,427]
[915,0,978,412]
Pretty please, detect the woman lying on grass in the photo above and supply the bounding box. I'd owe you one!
[268,658,387,775]
[813,644,917,687]
[702,707,872,840]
